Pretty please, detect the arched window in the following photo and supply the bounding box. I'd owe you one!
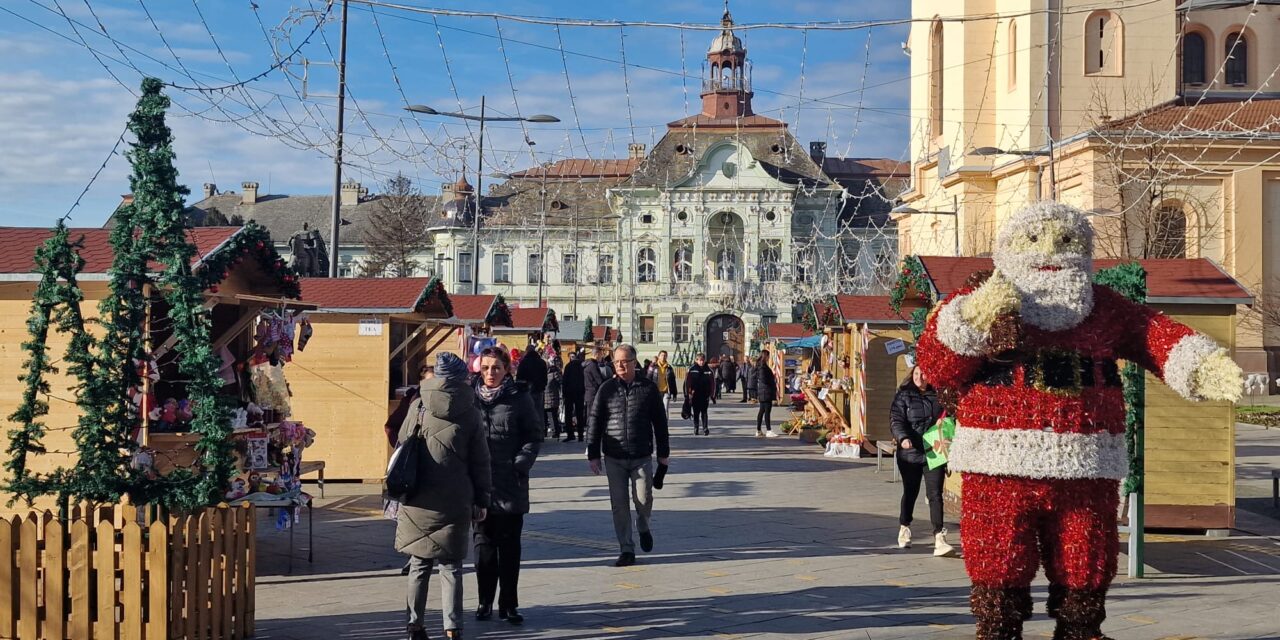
[929,19,944,138]
[637,247,657,283]
[1225,32,1248,86]
[1007,19,1018,91]
[1084,11,1122,75]
[716,248,737,281]
[1151,204,1187,259]
[1183,31,1207,85]
[673,243,693,282]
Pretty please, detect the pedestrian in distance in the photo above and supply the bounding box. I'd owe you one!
[543,354,563,439]
[754,351,779,437]
[587,344,672,567]
[472,347,543,626]
[561,351,586,443]
[739,357,753,403]
[583,346,613,419]
[683,353,715,435]
[719,355,738,398]
[649,350,678,415]
[889,365,955,557]
[395,353,491,640]
[515,343,547,405]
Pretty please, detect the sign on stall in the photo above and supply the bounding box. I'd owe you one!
[359,318,384,336]
[885,339,906,355]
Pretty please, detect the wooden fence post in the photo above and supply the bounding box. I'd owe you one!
[0,516,17,639]
[18,517,38,640]
[95,520,118,640]
[147,520,168,640]
[123,522,143,639]
[68,520,90,639]
[44,517,66,640]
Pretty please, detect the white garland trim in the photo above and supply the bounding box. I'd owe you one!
[934,295,988,357]
[1163,333,1221,401]
[949,425,1128,480]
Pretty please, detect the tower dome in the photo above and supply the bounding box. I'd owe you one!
[708,10,744,54]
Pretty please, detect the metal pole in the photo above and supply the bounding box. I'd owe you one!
[472,96,485,295]
[1048,138,1058,200]
[572,212,579,317]
[953,194,960,256]
[327,0,348,278]
[538,172,547,306]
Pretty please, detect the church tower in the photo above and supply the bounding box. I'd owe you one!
[701,9,753,119]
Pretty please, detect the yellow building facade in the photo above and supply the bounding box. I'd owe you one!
[899,0,1280,376]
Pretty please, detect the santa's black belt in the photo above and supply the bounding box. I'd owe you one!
[973,351,1122,392]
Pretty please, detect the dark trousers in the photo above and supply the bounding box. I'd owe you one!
[897,458,946,534]
[756,400,773,431]
[691,403,709,432]
[544,408,561,438]
[564,397,585,439]
[474,513,524,610]
[740,382,750,402]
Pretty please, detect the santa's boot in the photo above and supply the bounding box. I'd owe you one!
[971,585,1032,640]
[1051,588,1112,640]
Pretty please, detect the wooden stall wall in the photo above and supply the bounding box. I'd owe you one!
[858,329,913,444]
[288,314,391,481]
[1143,305,1237,529]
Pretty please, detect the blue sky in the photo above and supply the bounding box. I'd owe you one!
[0,1,913,228]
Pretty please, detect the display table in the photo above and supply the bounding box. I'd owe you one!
[234,493,313,573]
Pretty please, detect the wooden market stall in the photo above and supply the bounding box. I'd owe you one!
[825,296,914,450]
[0,224,304,512]
[290,277,453,481]
[437,294,514,362]
[917,256,1252,530]
[494,305,560,346]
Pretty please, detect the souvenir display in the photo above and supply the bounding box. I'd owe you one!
[917,201,1243,640]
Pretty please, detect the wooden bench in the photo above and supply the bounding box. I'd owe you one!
[299,460,326,498]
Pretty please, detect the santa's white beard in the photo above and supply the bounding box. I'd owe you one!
[997,253,1094,331]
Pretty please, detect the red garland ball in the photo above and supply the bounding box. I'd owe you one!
[283,275,294,283]
[221,271,229,279]
[210,285,220,293]
[256,241,264,249]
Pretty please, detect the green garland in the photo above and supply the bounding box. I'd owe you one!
[582,317,594,343]
[196,221,300,297]
[890,255,937,343]
[1094,262,1147,495]
[488,294,513,327]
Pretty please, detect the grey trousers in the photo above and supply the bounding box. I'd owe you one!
[406,556,464,631]
[604,456,654,554]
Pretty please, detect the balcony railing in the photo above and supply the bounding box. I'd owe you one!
[702,77,751,93]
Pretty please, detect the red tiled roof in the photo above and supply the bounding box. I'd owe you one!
[0,226,239,274]
[767,323,813,339]
[299,277,445,314]
[917,256,1252,303]
[508,306,555,331]
[834,295,904,324]
[667,113,787,129]
[592,326,623,341]
[1104,98,1280,134]
[449,294,499,323]
[511,159,641,179]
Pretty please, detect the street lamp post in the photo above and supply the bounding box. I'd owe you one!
[890,194,961,256]
[974,144,1057,200]
[404,99,559,295]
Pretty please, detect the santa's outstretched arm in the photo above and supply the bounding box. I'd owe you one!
[1111,288,1243,402]
[917,288,1003,389]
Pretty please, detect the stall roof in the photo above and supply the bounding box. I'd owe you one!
[299,277,453,317]
[593,325,623,342]
[0,226,239,277]
[917,256,1253,305]
[447,294,513,327]
[501,305,559,332]
[813,295,905,326]
[767,323,814,339]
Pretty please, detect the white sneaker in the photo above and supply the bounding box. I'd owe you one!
[933,529,957,557]
[765,430,778,438]
[897,525,912,549]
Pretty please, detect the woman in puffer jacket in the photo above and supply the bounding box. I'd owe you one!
[889,365,954,557]
[395,353,491,640]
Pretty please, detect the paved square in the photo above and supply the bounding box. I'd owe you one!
[254,403,1280,639]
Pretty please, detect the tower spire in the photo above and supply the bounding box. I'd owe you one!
[701,5,752,119]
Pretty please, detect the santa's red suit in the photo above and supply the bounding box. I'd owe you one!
[918,283,1210,640]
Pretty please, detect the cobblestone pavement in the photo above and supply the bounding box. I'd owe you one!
[254,402,1280,639]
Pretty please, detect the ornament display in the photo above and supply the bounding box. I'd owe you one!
[916,201,1243,640]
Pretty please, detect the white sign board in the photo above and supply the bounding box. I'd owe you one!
[358,318,384,336]
[885,339,907,356]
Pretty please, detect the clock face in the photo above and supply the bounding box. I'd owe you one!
[721,161,737,178]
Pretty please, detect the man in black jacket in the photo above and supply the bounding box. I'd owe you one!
[583,346,611,414]
[587,344,671,567]
[561,351,586,442]
[516,343,548,403]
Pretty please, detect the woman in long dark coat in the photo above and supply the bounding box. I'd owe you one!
[754,351,778,437]
[472,347,543,626]
[683,353,715,435]
[395,353,491,640]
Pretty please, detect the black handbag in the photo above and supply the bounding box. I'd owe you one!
[385,408,427,501]
[680,396,692,420]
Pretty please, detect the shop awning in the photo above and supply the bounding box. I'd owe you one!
[782,335,822,349]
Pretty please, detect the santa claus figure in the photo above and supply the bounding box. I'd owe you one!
[917,202,1241,640]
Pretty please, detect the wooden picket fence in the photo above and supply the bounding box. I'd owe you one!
[0,498,256,639]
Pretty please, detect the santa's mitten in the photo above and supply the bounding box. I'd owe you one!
[1190,350,1243,402]
[936,271,1022,357]
[961,271,1021,332]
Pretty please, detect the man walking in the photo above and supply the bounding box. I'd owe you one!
[588,344,671,567]
[718,355,738,399]
[739,356,754,403]
[561,351,586,442]
[649,350,678,415]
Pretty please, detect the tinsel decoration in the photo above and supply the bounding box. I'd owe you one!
[3,222,96,505]
[195,221,300,297]
[890,255,936,342]
[1093,262,1147,495]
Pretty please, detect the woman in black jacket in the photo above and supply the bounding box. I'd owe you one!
[754,351,778,438]
[889,366,954,556]
[683,353,715,435]
[472,347,544,625]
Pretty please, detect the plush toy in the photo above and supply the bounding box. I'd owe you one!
[917,202,1242,640]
